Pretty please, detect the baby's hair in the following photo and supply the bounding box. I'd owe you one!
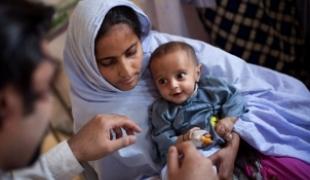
[149,41,199,69]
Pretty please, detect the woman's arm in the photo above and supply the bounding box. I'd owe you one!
[209,132,240,180]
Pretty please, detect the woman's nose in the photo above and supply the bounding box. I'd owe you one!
[118,59,133,78]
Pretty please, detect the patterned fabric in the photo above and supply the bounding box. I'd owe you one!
[234,140,310,180]
[197,0,309,88]
[234,141,263,180]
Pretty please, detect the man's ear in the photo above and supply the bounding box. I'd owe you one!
[195,64,202,82]
[0,86,20,127]
[0,89,8,127]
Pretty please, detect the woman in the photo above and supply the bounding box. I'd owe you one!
[64,0,310,179]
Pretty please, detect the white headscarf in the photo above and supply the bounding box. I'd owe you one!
[64,0,160,179]
[64,0,310,179]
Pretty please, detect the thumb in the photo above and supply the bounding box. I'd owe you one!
[225,133,233,142]
[167,146,179,176]
[108,135,137,152]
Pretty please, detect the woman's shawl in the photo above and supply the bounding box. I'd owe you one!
[64,0,310,179]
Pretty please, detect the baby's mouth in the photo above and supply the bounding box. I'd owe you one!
[171,91,182,97]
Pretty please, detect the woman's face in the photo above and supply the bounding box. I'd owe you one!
[95,23,143,91]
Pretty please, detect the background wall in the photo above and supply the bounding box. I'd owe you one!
[133,0,209,41]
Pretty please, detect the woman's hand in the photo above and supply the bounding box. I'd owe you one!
[209,132,240,180]
[168,142,218,180]
[68,114,141,162]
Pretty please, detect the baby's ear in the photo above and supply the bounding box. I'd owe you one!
[195,64,202,81]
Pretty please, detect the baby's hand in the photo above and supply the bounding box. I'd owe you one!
[215,117,236,141]
[176,127,201,144]
[191,129,213,147]
[183,127,201,141]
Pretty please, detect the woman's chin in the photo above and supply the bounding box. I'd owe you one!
[117,80,139,91]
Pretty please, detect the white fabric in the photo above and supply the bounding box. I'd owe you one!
[0,141,83,180]
[64,0,310,179]
[45,141,84,179]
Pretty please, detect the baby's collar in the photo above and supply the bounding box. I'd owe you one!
[182,83,199,105]
[190,83,199,98]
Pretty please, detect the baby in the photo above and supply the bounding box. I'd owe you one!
[149,41,246,167]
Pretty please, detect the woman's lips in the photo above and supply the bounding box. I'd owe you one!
[120,76,136,85]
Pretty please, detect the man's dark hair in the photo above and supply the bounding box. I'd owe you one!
[0,0,54,119]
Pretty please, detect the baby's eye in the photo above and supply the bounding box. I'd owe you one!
[176,72,186,80]
[158,79,167,85]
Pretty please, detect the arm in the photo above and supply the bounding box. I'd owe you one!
[209,132,240,180]
[9,144,79,180]
[10,144,81,179]
[200,78,244,141]
[151,102,178,162]
[12,114,141,179]
[199,77,245,118]
[167,142,218,180]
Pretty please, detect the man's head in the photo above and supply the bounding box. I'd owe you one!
[0,0,56,171]
[150,41,201,104]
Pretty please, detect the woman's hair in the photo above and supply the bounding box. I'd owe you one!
[96,6,142,42]
[149,41,199,68]
[0,0,54,119]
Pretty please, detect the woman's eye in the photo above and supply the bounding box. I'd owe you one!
[177,72,186,80]
[98,59,115,67]
[158,79,167,85]
[126,48,137,57]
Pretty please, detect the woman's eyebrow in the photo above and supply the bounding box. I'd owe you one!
[124,41,137,53]
[97,56,114,62]
[97,41,138,61]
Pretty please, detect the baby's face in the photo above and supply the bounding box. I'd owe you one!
[151,50,200,104]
